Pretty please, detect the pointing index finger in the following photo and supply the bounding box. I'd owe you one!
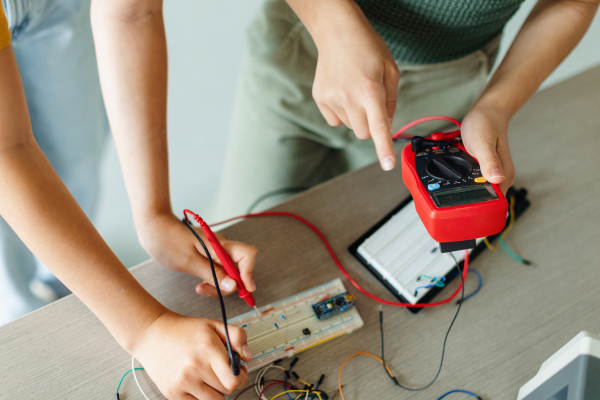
[364,96,395,171]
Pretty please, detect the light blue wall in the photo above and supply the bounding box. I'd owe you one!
[95,0,600,267]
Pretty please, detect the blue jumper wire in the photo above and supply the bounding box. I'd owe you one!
[436,389,481,399]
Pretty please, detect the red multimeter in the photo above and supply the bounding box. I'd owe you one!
[399,125,508,253]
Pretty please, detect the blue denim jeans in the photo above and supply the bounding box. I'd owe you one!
[0,0,107,324]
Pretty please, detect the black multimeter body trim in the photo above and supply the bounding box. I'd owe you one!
[415,147,498,208]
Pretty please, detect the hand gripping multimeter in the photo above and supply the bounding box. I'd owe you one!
[400,130,508,253]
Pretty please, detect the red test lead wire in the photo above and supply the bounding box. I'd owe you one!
[183,209,258,310]
[185,116,470,310]
[210,211,469,309]
[392,115,462,140]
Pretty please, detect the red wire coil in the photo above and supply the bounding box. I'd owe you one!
[392,115,461,140]
[206,115,469,309]
[211,212,468,309]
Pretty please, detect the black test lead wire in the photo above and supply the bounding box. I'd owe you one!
[380,252,465,391]
[116,222,242,398]
[182,218,241,376]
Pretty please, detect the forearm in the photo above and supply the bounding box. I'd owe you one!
[0,46,166,353]
[0,145,166,351]
[476,0,599,119]
[91,0,171,230]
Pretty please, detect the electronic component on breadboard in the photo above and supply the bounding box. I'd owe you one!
[312,292,355,320]
[228,279,363,372]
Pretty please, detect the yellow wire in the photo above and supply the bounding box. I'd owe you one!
[297,378,311,387]
[338,352,394,400]
[503,195,517,236]
[270,390,321,400]
[270,390,306,399]
[483,236,496,251]
[293,377,324,399]
[484,195,516,251]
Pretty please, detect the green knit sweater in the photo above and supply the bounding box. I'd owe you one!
[354,0,525,64]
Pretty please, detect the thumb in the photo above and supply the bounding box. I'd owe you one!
[192,259,237,298]
[466,137,505,185]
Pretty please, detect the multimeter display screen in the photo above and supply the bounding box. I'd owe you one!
[431,186,497,208]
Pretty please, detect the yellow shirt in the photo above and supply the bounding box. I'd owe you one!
[0,6,11,50]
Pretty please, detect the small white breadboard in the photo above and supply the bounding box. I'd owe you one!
[357,200,479,304]
[228,279,363,372]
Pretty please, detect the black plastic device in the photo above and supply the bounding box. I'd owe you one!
[230,351,241,375]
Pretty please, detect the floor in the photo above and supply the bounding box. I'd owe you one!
[94,0,600,268]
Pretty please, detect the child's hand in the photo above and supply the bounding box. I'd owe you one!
[138,212,257,298]
[461,103,516,194]
[310,7,400,171]
[134,311,253,399]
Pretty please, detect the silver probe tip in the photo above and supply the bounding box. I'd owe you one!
[254,306,261,317]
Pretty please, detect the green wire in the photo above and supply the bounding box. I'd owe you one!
[485,195,532,265]
[116,368,145,393]
[417,275,444,285]
[498,237,531,265]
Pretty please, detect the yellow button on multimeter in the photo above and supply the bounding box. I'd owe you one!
[474,177,487,183]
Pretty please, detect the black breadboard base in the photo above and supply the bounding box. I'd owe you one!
[348,187,530,314]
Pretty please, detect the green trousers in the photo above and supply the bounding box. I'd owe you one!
[210,0,500,220]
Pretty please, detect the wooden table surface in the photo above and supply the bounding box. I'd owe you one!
[1,66,600,400]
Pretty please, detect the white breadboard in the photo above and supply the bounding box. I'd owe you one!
[357,200,479,304]
[228,279,363,371]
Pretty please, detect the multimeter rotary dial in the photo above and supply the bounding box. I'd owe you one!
[425,155,472,181]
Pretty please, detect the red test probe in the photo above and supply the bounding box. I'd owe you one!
[184,209,261,316]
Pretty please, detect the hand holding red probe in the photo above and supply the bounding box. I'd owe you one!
[184,210,258,310]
